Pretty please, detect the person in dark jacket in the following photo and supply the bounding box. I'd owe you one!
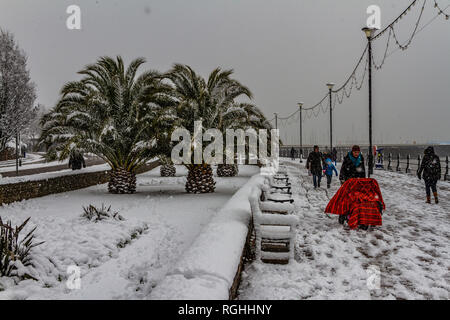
[332,147,338,165]
[69,150,86,170]
[290,147,297,160]
[417,146,441,204]
[306,145,325,188]
[339,145,366,183]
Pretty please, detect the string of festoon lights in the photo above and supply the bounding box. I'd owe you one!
[433,0,450,18]
[267,0,449,127]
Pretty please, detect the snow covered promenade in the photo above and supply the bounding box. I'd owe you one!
[0,165,260,299]
[239,160,450,300]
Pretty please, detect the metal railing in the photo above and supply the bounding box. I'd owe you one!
[384,153,449,181]
[280,147,449,181]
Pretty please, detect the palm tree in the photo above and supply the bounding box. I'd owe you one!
[40,56,175,193]
[165,64,269,190]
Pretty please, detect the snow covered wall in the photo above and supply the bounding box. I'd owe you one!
[0,161,159,205]
[150,174,265,300]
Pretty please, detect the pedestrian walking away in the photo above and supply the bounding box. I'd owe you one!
[332,147,338,165]
[323,157,338,189]
[69,150,86,170]
[417,146,441,204]
[306,145,325,189]
[290,147,297,160]
[339,145,366,184]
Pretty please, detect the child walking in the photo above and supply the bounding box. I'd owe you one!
[323,158,338,189]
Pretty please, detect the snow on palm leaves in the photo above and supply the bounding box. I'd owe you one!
[40,56,176,193]
[165,64,270,191]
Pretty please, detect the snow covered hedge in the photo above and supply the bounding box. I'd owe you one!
[149,174,266,300]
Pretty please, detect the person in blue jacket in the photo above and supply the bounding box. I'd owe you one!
[323,157,338,189]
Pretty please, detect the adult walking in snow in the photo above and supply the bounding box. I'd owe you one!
[417,146,441,204]
[290,147,296,160]
[323,157,338,189]
[332,147,338,165]
[69,150,86,170]
[306,145,325,189]
[339,145,366,184]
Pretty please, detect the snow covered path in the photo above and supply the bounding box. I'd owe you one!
[0,165,260,299]
[238,160,449,300]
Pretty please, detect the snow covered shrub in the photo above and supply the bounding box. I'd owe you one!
[0,217,43,278]
[116,225,148,248]
[81,204,124,222]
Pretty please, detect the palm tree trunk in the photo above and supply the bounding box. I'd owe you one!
[216,164,239,177]
[108,167,136,194]
[160,164,176,177]
[185,164,216,193]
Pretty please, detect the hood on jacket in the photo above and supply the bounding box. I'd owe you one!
[425,146,435,156]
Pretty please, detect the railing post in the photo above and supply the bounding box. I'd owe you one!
[387,153,392,171]
[445,156,449,181]
[406,154,411,174]
[396,154,401,172]
[417,155,421,175]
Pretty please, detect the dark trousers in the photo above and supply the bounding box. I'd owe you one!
[425,180,437,197]
[313,174,322,188]
[326,174,332,187]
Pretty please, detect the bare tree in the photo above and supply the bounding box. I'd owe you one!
[0,29,37,152]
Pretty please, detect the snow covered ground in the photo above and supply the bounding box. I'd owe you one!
[0,153,45,171]
[0,165,260,299]
[238,159,449,300]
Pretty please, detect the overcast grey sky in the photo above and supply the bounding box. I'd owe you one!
[1,0,449,146]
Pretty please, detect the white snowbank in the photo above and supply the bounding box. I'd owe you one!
[150,174,266,300]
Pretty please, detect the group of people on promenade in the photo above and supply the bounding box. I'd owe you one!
[305,145,365,189]
[304,145,441,204]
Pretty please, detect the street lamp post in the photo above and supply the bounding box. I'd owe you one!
[298,102,303,162]
[362,27,376,177]
[15,132,19,176]
[274,113,278,130]
[326,83,335,153]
